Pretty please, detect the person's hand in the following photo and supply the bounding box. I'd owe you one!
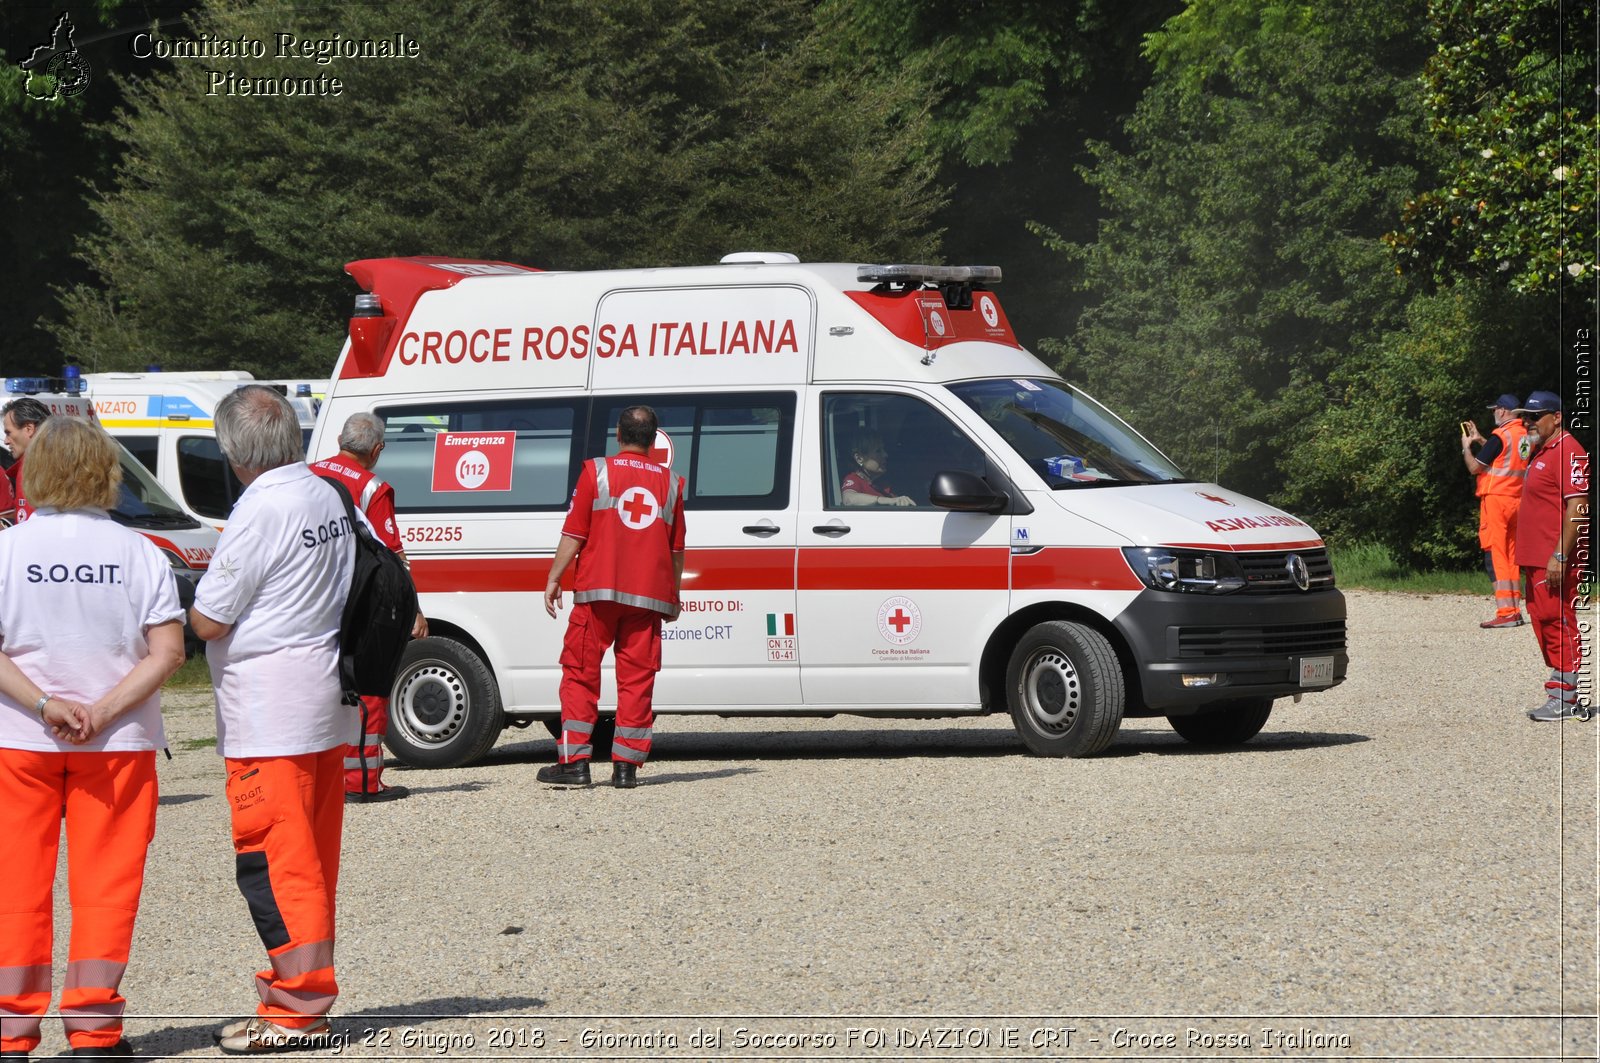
[411,611,429,640]
[881,494,916,507]
[1546,554,1567,590]
[544,580,563,619]
[1461,421,1484,444]
[42,697,92,743]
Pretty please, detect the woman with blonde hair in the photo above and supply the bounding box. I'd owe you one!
[0,415,185,1060]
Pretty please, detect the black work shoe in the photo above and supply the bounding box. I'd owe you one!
[612,762,638,789]
[346,784,409,804]
[536,760,592,787]
[72,1040,135,1057]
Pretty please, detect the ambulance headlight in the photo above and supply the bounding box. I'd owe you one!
[1123,547,1247,594]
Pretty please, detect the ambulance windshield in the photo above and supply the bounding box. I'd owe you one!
[948,378,1185,488]
[110,444,199,528]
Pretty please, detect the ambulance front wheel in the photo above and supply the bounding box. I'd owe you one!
[1006,621,1125,757]
[387,637,504,769]
[1166,698,1273,746]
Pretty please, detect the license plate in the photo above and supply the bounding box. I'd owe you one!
[1299,656,1334,687]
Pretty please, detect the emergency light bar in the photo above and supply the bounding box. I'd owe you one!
[857,264,1002,285]
[5,376,87,395]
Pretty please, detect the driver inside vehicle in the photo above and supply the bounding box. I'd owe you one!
[841,432,916,507]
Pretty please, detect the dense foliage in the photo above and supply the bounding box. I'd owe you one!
[3,0,1588,568]
[52,0,943,376]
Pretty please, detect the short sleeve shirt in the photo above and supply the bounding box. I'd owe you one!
[1515,431,1590,566]
[194,463,356,757]
[0,509,183,752]
[842,471,896,498]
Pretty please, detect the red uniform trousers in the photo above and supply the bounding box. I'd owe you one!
[557,600,661,765]
[0,749,157,1054]
[343,695,390,794]
[225,747,343,1029]
[1524,566,1585,707]
[1479,494,1522,618]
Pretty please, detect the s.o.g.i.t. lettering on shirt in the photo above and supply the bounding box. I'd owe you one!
[27,562,123,585]
[394,318,801,367]
[301,515,354,549]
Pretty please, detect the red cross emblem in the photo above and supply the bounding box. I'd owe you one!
[886,609,912,633]
[617,486,659,530]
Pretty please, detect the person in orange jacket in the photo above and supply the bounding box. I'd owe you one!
[0,416,186,1059]
[1461,393,1529,628]
[190,387,357,1054]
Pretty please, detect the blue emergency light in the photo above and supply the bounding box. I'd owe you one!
[4,376,85,395]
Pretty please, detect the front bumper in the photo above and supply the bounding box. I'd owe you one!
[1114,587,1348,715]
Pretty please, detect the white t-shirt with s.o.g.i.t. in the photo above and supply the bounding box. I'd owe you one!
[194,463,358,758]
[0,508,183,752]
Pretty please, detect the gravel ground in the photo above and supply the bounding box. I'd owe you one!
[27,590,1599,1061]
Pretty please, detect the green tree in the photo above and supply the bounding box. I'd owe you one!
[53,0,943,377]
[1282,281,1557,567]
[1386,0,1597,293]
[1050,0,1435,509]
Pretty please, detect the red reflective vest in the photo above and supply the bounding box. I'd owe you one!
[309,455,402,552]
[1476,418,1528,498]
[561,455,685,614]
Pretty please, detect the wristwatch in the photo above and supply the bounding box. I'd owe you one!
[1552,552,1568,563]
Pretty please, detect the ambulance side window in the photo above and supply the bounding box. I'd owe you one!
[177,435,244,520]
[823,392,991,509]
[116,436,159,475]
[378,399,583,513]
[590,393,795,511]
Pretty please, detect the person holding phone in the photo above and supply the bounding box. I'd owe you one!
[1460,393,1528,628]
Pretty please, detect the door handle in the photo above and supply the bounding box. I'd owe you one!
[742,522,780,537]
[812,524,851,537]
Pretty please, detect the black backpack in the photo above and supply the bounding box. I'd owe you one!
[325,478,418,701]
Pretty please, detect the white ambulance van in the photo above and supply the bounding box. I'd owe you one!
[86,371,320,531]
[3,378,219,652]
[311,254,1348,768]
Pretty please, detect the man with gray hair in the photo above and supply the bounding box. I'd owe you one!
[310,410,426,802]
[189,385,356,1053]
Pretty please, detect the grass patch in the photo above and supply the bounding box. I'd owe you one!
[178,736,216,750]
[1329,541,1485,595]
[165,654,213,690]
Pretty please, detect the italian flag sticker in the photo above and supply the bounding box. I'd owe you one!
[766,613,795,636]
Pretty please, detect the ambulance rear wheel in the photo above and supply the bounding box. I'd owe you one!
[1006,621,1124,757]
[387,637,503,768]
[539,715,615,761]
[1167,698,1273,746]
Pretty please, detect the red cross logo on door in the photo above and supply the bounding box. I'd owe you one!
[617,486,660,530]
[876,595,922,645]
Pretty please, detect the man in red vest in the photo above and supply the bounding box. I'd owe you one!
[1461,393,1529,627]
[1513,391,1591,722]
[310,412,426,801]
[2,397,51,524]
[541,406,686,789]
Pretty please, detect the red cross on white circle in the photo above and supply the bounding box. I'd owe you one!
[887,609,912,633]
[617,486,660,530]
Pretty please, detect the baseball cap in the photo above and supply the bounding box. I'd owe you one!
[1513,391,1562,415]
[1486,393,1520,411]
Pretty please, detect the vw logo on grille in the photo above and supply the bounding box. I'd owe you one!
[1285,553,1310,591]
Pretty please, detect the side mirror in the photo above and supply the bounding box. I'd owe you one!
[929,470,1008,513]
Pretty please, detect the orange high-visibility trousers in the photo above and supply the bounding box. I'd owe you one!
[1479,494,1522,618]
[225,747,343,1029]
[343,695,389,794]
[0,748,157,1055]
